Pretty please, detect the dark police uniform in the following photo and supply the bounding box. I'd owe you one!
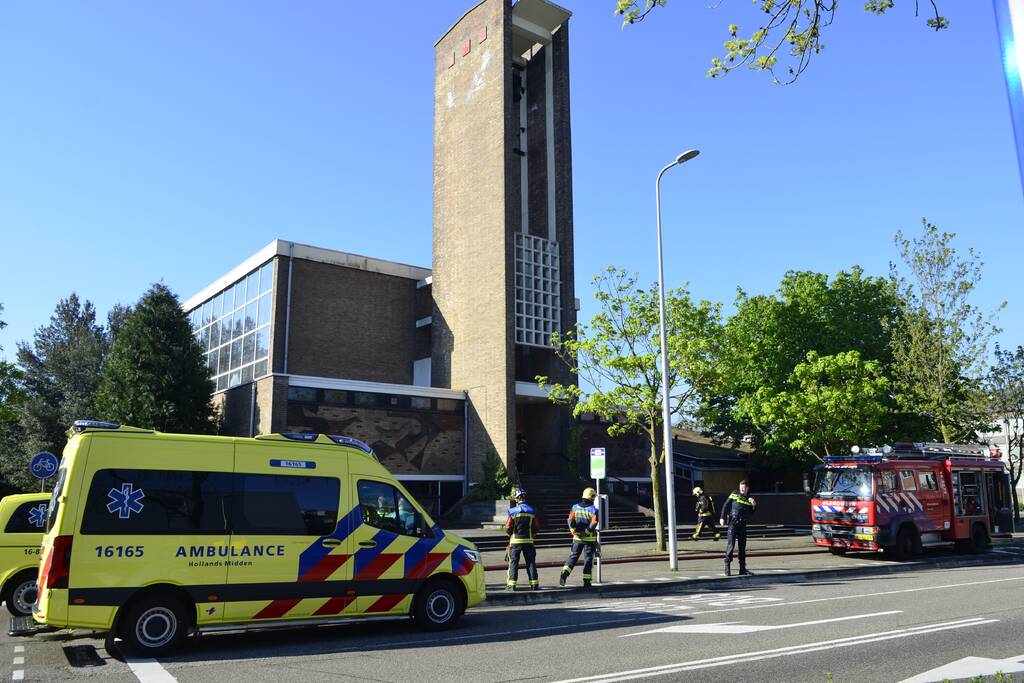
[560,499,600,587]
[720,490,755,575]
[505,500,541,590]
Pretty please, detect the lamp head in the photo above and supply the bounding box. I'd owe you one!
[675,149,700,165]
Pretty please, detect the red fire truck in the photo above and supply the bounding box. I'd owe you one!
[809,443,1015,560]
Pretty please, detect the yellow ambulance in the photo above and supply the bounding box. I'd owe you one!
[0,493,50,616]
[35,421,485,656]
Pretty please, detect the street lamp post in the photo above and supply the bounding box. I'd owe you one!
[655,148,700,571]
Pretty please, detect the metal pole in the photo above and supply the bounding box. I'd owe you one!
[655,161,679,571]
[596,478,602,584]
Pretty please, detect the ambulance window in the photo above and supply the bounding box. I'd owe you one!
[898,471,917,491]
[81,469,231,534]
[46,468,67,533]
[4,501,49,533]
[917,471,937,491]
[230,474,339,536]
[358,480,427,537]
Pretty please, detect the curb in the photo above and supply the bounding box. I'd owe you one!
[480,551,1023,607]
[482,547,825,572]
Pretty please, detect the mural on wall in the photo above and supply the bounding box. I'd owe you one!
[286,402,464,475]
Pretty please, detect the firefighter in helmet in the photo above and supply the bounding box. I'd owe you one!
[505,487,541,591]
[691,486,721,541]
[559,487,600,588]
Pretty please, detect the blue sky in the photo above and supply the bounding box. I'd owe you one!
[1,1,1021,358]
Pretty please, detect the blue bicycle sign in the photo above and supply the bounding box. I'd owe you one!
[30,451,58,479]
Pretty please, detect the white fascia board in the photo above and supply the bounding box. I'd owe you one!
[182,240,282,311]
[183,239,432,312]
[416,275,433,289]
[415,316,433,328]
[511,15,552,43]
[287,374,466,401]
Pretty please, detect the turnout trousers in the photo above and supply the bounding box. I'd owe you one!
[562,540,596,579]
[507,544,538,587]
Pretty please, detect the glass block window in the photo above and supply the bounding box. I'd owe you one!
[187,260,274,393]
[514,233,561,348]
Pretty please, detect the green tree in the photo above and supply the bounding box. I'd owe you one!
[0,304,26,425]
[614,1,948,84]
[15,294,108,460]
[96,283,215,433]
[699,266,913,456]
[746,350,889,462]
[0,305,30,492]
[987,344,1024,521]
[889,220,1003,443]
[538,268,724,551]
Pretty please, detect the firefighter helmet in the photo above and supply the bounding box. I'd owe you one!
[581,487,597,500]
[692,486,703,496]
[512,487,527,500]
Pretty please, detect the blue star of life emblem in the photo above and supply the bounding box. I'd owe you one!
[107,483,145,519]
[28,503,48,528]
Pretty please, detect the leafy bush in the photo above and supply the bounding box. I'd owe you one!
[467,449,512,502]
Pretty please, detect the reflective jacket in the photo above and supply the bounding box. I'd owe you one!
[720,491,755,524]
[505,503,540,544]
[567,501,599,542]
[695,494,715,517]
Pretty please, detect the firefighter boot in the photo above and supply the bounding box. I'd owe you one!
[559,570,569,587]
[530,580,540,591]
[583,579,592,589]
[739,567,754,576]
[724,563,731,577]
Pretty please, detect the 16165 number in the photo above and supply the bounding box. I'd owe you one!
[94,545,144,558]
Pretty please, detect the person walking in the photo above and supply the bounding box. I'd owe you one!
[559,487,600,588]
[505,487,541,591]
[691,487,720,541]
[720,480,756,576]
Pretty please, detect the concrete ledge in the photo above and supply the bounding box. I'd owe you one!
[481,552,1023,607]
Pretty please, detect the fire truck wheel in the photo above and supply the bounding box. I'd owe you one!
[967,523,990,554]
[890,526,920,561]
[828,547,848,556]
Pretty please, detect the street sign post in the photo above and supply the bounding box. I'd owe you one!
[30,451,58,492]
[590,447,606,583]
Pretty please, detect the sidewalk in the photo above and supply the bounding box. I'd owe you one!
[482,534,1024,606]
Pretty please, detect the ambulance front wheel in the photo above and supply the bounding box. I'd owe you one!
[412,578,464,631]
[118,593,188,657]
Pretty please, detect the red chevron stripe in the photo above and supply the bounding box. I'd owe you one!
[354,553,402,580]
[313,595,356,616]
[254,598,301,619]
[365,594,406,613]
[300,553,351,583]
[454,556,474,576]
[406,552,448,579]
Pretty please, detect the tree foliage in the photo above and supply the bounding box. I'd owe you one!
[747,350,889,461]
[96,283,215,434]
[889,219,1004,443]
[539,267,724,550]
[614,0,948,84]
[987,344,1024,521]
[698,266,913,459]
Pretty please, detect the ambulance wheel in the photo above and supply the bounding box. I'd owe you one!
[119,593,188,657]
[3,570,38,617]
[412,578,463,631]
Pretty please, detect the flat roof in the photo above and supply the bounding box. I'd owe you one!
[183,240,431,311]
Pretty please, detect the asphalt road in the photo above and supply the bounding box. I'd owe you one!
[3,549,1024,682]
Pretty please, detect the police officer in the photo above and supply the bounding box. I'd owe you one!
[691,487,720,541]
[559,487,600,588]
[719,480,756,576]
[505,487,541,591]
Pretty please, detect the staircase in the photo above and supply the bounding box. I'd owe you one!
[462,473,802,552]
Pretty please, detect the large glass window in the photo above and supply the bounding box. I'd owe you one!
[357,480,428,537]
[81,469,231,535]
[5,500,50,533]
[229,473,339,536]
[186,259,274,394]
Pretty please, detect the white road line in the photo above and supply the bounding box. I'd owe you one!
[12,647,22,653]
[624,610,903,636]
[552,617,1000,683]
[12,672,23,681]
[11,658,22,665]
[126,658,177,683]
[992,548,1024,555]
